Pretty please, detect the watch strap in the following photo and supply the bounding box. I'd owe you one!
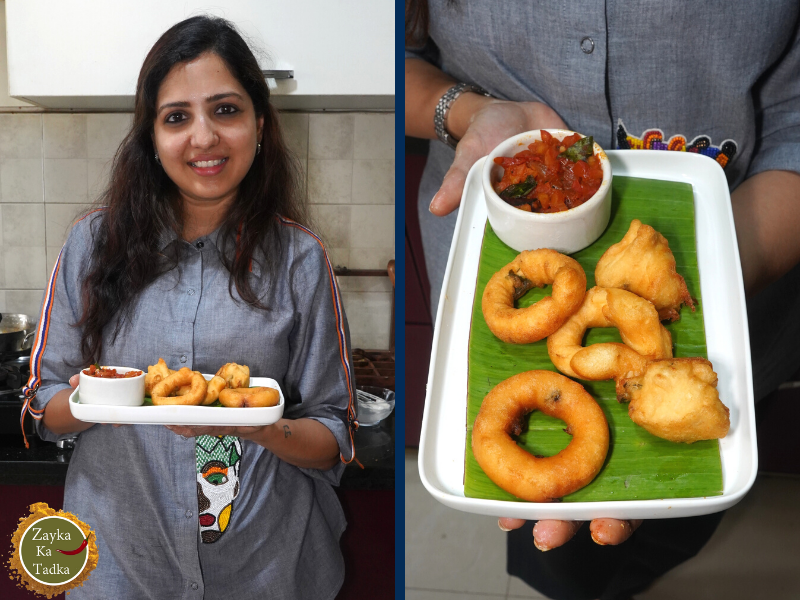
[434,83,492,149]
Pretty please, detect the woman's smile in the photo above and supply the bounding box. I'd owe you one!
[188,155,229,175]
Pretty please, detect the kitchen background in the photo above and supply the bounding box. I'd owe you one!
[0,2,394,599]
[0,1,395,353]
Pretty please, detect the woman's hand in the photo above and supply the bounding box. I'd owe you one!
[499,518,643,551]
[429,100,568,216]
[404,58,567,216]
[165,418,340,471]
[42,375,96,435]
[165,424,265,439]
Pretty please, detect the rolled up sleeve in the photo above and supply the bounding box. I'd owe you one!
[746,20,800,179]
[281,232,357,484]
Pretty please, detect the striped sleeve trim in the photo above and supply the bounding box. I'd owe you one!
[20,208,105,447]
[277,215,359,464]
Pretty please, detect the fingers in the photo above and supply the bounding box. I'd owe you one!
[590,519,643,546]
[429,137,486,216]
[69,374,80,388]
[498,517,526,531]
[427,100,569,216]
[499,517,643,549]
[532,520,584,551]
[165,425,196,437]
[165,425,261,438]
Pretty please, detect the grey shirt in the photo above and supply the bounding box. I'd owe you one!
[408,1,800,399]
[24,210,356,599]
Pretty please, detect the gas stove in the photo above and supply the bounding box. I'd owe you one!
[0,352,29,397]
[0,350,36,438]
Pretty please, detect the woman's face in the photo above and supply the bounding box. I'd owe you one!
[153,52,264,208]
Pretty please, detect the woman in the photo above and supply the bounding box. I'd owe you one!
[22,16,356,600]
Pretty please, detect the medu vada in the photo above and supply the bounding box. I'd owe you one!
[547,287,673,380]
[218,387,280,408]
[176,374,227,405]
[481,249,587,344]
[595,219,695,321]
[145,358,173,395]
[472,370,609,502]
[151,367,208,406]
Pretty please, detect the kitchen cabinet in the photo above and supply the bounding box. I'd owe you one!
[5,0,393,110]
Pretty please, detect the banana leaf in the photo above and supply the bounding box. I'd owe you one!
[465,176,722,502]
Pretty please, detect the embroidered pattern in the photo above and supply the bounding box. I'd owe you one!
[616,119,737,170]
[196,435,242,543]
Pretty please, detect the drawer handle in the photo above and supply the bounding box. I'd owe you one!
[261,70,294,80]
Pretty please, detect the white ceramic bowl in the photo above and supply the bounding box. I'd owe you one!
[482,129,612,253]
[78,366,145,406]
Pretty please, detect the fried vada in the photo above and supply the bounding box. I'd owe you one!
[151,368,208,406]
[547,287,673,380]
[216,363,250,389]
[219,387,280,408]
[595,219,695,321]
[618,358,730,443]
[472,370,609,502]
[145,358,173,395]
[482,249,587,344]
[175,373,227,405]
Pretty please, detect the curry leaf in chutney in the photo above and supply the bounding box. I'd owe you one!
[559,136,594,162]
[499,176,536,201]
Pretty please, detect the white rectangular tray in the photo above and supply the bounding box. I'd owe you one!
[418,150,757,521]
[69,375,284,426]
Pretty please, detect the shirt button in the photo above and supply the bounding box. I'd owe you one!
[185,510,193,518]
[188,288,195,296]
[180,355,187,363]
[191,582,199,590]
[195,241,204,249]
[580,36,594,54]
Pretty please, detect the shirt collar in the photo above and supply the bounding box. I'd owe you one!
[157,226,225,252]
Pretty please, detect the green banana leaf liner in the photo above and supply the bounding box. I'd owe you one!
[465,176,723,502]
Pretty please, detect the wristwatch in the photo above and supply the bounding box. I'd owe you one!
[434,83,493,149]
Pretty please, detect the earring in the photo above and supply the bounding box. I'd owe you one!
[256,143,261,155]
[154,152,161,165]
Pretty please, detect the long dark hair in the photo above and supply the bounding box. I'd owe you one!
[405,0,430,47]
[77,15,307,364]
[406,0,458,47]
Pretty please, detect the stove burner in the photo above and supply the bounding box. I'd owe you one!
[0,364,22,390]
[0,352,31,401]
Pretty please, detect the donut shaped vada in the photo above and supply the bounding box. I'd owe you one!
[203,375,227,405]
[145,358,173,395]
[176,374,227,405]
[219,387,280,408]
[151,367,208,406]
[472,370,609,502]
[547,287,673,380]
[481,249,587,344]
[215,363,250,389]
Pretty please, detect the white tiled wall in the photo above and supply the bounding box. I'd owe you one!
[0,111,395,350]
